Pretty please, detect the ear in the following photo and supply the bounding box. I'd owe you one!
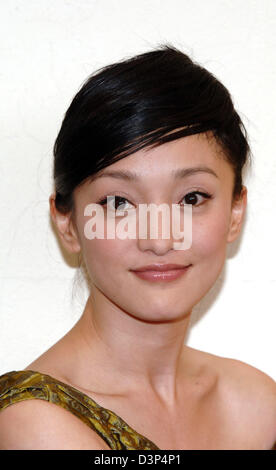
[227,186,247,244]
[49,193,81,254]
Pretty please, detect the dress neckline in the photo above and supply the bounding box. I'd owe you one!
[16,369,160,449]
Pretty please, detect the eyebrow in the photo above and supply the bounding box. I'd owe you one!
[89,166,218,182]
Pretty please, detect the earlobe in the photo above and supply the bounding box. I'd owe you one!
[49,194,81,254]
[227,186,247,244]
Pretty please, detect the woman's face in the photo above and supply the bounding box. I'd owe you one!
[56,132,247,322]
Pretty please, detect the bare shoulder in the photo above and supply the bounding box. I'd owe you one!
[221,356,276,408]
[218,355,276,448]
[188,346,276,401]
[0,399,110,450]
[187,347,276,448]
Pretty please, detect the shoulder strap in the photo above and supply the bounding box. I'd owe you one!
[0,370,159,450]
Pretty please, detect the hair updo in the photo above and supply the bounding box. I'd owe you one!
[53,43,251,215]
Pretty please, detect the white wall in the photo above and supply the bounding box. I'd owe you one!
[0,0,275,379]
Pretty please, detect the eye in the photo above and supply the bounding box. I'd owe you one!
[97,195,134,212]
[180,191,212,207]
[96,191,212,211]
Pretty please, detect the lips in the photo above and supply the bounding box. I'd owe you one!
[131,263,191,272]
[130,264,192,282]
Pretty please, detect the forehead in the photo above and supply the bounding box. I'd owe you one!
[89,132,230,184]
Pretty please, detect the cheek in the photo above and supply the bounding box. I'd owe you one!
[75,207,127,278]
[191,209,231,276]
[81,238,137,309]
[81,237,130,285]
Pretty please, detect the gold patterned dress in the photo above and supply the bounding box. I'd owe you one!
[0,370,275,450]
[0,370,159,450]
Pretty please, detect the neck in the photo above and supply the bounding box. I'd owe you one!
[69,290,193,407]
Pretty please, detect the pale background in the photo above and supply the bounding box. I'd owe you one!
[0,0,275,379]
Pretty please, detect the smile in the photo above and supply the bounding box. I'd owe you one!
[130,265,192,282]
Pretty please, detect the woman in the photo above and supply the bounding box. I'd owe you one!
[0,44,275,450]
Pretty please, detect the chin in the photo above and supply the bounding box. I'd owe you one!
[129,302,192,323]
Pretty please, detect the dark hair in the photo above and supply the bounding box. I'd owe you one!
[53,43,251,214]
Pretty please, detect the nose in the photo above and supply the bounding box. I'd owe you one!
[136,204,183,255]
[138,237,175,255]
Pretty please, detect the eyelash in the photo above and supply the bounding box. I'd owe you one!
[96,191,212,210]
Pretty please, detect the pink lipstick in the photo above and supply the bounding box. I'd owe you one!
[130,264,192,282]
